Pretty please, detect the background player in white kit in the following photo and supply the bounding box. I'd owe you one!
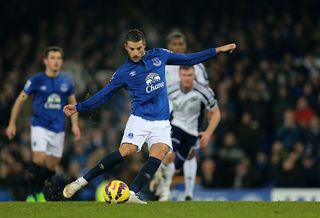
[158,65,221,201]
[6,46,81,202]
[152,31,219,201]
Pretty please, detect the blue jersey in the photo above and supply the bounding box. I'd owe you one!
[23,72,74,132]
[76,48,216,121]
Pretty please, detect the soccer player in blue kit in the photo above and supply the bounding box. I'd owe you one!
[6,46,81,202]
[63,29,236,204]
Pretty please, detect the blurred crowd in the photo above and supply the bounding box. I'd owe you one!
[0,0,320,200]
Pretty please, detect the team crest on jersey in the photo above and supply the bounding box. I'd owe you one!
[60,83,68,92]
[145,72,164,93]
[152,57,162,67]
[40,85,47,91]
[128,133,134,139]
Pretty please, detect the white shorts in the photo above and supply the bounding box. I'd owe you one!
[121,115,172,151]
[31,126,65,158]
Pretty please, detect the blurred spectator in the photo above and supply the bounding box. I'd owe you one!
[199,158,219,188]
[275,152,305,187]
[236,112,263,159]
[215,132,245,187]
[272,85,293,126]
[294,96,315,128]
[276,110,301,150]
[305,116,320,157]
[233,158,262,188]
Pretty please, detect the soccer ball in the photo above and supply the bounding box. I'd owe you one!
[103,180,130,204]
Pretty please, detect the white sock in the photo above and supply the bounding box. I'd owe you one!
[163,162,175,187]
[159,162,175,201]
[183,157,197,198]
[156,163,175,197]
[77,176,88,186]
[155,168,163,196]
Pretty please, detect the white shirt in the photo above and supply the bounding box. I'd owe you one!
[168,81,218,136]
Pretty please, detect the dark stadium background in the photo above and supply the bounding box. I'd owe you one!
[0,0,320,201]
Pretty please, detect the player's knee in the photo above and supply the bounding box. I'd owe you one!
[150,144,170,160]
[32,153,46,166]
[46,160,59,171]
[46,163,57,171]
[119,143,138,157]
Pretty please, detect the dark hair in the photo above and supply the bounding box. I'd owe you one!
[125,29,146,43]
[166,31,186,45]
[179,65,194,71]
[43,46,64,58]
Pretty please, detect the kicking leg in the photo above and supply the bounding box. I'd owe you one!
[128,143,169,204]
[63,143,137,198]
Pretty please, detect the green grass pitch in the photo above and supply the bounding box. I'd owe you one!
[1,201,319,218]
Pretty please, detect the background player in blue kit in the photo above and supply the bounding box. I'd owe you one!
[62,29,236,204]
[6,46,81,202]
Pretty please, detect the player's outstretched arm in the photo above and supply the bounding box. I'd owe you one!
[63,104,78,117]
[215,43,236,53]
[75,70,125,113]
[6,91,29,140]
[165,43,237,66]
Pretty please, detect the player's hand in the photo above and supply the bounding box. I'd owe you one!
[198,131,211,148]
[6,124,16,140]
[72,125,81,141]
[63,104,77,117]
[215,43,236,53]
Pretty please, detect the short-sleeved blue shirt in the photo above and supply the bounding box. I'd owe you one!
[76,48,216,120]
[24,72,74,132]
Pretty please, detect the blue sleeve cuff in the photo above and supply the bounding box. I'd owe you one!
[76,103,83,112]
[212,48,217,56]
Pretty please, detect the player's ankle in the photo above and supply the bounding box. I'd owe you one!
[77,177,88,186]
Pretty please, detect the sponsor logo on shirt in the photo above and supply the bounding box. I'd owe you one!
[44,93,62,109]
[145,72,164,93]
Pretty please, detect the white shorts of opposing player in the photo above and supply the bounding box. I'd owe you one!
[120,115,173,150]
[31,126,65,157]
